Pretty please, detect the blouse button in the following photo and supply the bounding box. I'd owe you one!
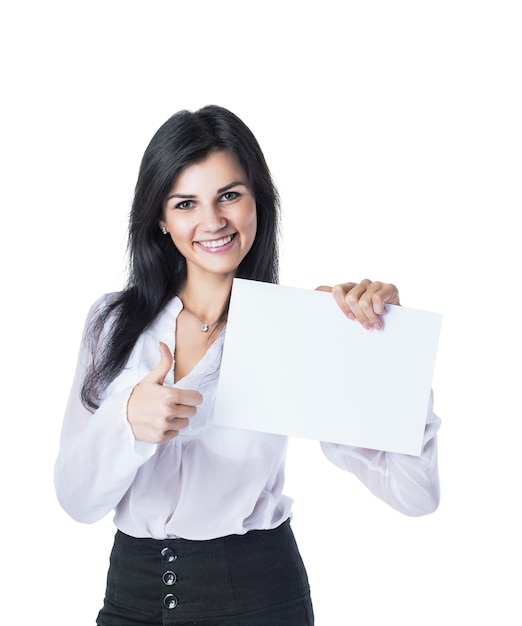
[161,547,177,563]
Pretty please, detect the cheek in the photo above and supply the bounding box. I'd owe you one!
[169,229,191,253]
[245,206,257,239]
[168,217,191,242]
[242,213,257,257]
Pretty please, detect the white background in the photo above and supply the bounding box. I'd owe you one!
[1,1,520,624]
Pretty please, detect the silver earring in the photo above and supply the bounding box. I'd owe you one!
[161,226,168,235]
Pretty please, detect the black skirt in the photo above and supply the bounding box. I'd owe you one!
[97,519,314,625]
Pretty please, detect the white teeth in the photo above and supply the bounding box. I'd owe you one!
[199,234,234,248]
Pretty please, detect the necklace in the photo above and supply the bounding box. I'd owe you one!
[182,304,220,332]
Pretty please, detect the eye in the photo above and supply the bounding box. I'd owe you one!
[220,191,239,202]
[176,200,194,210]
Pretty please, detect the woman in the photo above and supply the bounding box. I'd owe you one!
[54,105,440,625]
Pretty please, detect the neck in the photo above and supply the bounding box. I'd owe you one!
[179,271,233,322]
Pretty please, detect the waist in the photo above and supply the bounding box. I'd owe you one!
[103,519,310,619]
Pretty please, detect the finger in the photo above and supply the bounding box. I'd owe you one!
[331,283,358,319]
[141,342,173,385]
[357,282,400,323]
[160,419,191,442]
[378,283,400,308]
[166,417,190,431]
[149,427,184,444]
[167,387,203,409]
[355,281,387,327]
[348,281,400,329]
[336,279,383,328]
[165,401,199,420]
[315,285,332,292]
[338,280,372,326]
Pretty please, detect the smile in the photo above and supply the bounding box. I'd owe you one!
[197,233,236,249]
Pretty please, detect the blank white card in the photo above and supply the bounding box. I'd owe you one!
[213,279,442,455]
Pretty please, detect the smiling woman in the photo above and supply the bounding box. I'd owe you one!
[53,105,440,625]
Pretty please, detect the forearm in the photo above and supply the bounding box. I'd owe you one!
[321,393,441,516]
[54,386,156,523]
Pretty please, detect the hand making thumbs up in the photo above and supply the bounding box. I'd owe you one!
[126,342,203,444]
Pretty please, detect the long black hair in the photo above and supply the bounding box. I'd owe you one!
[81,105,280,410]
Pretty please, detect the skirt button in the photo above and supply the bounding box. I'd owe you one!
[163,593,178,609]
[162,571,177,585]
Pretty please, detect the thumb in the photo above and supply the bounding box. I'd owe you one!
[315,285,333,293]
[142,342,173,385]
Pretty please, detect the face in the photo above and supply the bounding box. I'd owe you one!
[161,150,257,281]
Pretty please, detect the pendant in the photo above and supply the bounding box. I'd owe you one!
[201,324,209,332]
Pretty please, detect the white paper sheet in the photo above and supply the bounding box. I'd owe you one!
[213,279,442,455]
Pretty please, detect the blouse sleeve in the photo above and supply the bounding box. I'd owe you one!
[320,391,441,517]
[54,297,157,524]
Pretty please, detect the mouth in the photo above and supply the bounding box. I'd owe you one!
[196,233,237,250]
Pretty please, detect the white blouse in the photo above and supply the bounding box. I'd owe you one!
[54,295,441,540]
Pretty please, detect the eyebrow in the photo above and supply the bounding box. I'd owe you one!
[166,181,248,202]
[218,180,247,193]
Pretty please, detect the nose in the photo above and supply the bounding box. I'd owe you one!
[200,203,226,233]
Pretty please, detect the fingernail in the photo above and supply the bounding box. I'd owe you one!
[362,321,371,330]
[347,312,356,321]
[374,322,382,331]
